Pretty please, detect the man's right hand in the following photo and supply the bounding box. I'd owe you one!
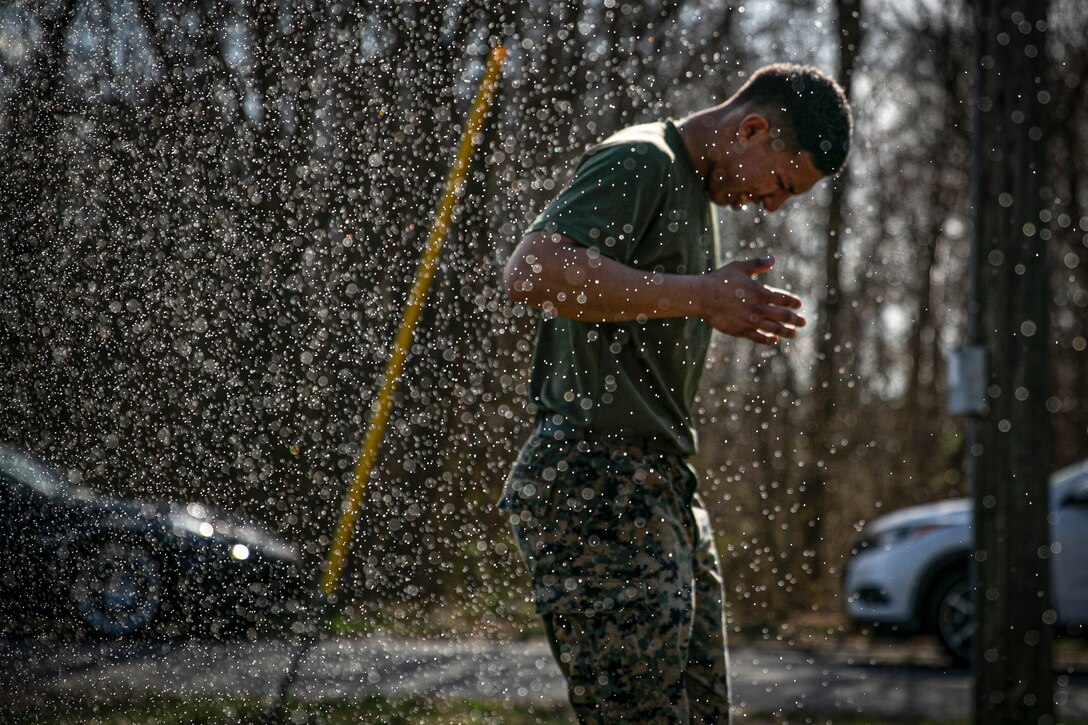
[695,255,806,345]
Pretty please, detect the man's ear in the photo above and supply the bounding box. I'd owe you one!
[737,113,770,145]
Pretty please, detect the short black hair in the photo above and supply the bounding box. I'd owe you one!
[731,63,853,176]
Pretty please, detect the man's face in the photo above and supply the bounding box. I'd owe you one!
[708,119,825,213]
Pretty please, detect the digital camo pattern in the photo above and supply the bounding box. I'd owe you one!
[498,433,731,723]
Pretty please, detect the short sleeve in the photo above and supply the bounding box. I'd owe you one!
[527,143,670,264]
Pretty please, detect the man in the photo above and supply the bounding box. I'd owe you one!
[498,63,852,723]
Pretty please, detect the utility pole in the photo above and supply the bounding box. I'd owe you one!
[969,0,1054,723]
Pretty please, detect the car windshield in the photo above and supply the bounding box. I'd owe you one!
[0,453,70,498]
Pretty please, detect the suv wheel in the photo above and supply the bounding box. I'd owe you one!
[931,570,975,667]
[70,540,163,637]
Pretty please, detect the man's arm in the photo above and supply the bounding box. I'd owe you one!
[503,230,806,345]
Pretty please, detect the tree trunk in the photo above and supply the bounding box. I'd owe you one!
[970,0,1054,721]
[801,0,862,586]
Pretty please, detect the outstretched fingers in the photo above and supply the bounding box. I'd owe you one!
[744,329,780,345]
[744,303,806,342]
[758,303,807,329]
[761,285,804,310]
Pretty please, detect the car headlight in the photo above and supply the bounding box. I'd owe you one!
[172,513,217,539]
[854,523,947,553]
[228,526,299,563]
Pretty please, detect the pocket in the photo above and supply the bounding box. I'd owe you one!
[500,438,581,586]
[496,437,567,524]
[532,450,661,614]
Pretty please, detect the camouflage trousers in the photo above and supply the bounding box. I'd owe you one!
[498,428,731,724]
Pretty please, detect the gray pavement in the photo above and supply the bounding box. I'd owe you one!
[3,633,1087,721]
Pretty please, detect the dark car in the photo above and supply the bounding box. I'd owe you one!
[0,446,302,637]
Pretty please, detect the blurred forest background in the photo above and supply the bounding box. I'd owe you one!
[2,0,1086,632]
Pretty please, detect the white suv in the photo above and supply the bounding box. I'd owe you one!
[843,458,1088,665]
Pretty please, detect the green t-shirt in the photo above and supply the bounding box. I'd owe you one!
[526,120,720,455]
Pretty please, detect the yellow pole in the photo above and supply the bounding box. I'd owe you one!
[319,44,506,597]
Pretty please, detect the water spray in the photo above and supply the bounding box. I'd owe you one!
[263,42,506,723]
